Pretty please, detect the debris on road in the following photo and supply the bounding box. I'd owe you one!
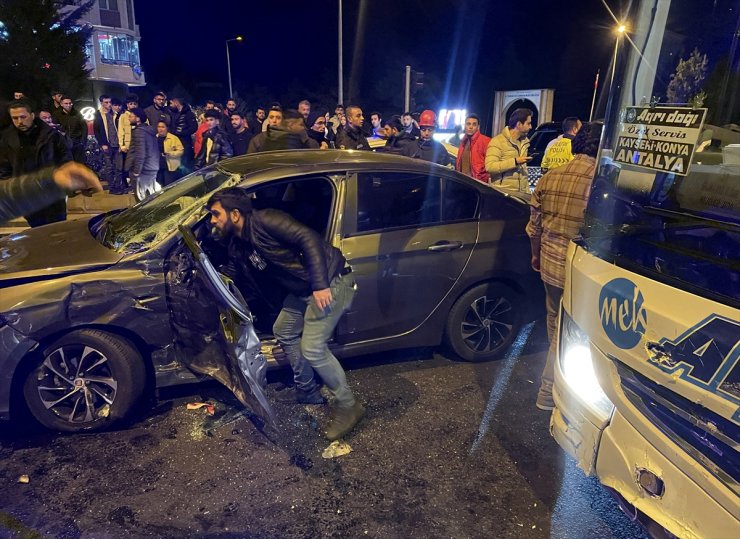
[322,440,353,459]
[186,402,215,415]
[17,475,29,484]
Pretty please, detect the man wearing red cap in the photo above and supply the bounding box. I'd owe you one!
[401,110,452,166]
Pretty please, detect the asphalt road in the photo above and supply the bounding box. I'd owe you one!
[0,320,648,539]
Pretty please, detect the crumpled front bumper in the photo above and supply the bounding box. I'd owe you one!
[550,350,608,476]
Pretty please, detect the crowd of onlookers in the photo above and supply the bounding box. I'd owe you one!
[1,87,585,227]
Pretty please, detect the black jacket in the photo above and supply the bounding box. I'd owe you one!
[306,128,328,147]
[54,107,88,147]
[0,167,65,224]
[247,126,319,153]
[0,120,71,178]
[229,208,346,296]
[93,109,118,147]
[195,127,233,167]
[402,138,452,166]
[169,104,197,148]
[144,104,172,129]
[382,131,416,155]
[230,129,253,156]
[335,124,370,150]
[126,124,159,174]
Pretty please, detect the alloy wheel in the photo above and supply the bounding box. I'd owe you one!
[32,344,118,424]
[460,295,515,353]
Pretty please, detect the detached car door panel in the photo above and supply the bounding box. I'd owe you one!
[164,224,276,428]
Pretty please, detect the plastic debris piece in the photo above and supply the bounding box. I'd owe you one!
[322,440,353,459]
[18,475,29,484]
[97,404,111,418]
[187,402,215,415]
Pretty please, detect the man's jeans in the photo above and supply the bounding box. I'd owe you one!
[540,282,564,395]
[100,146,119,184]
[273,273,357,407]
[133,171,160,201]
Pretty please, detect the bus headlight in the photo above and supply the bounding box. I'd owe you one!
[559,311,614,418]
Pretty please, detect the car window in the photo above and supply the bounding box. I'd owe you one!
[443,179,479,221]
[98,165,242,252]
[356,172,442,233]
[250,176,335,237]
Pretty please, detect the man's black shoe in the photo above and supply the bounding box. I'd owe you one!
[275,386,325,405]
[325,401,365,440]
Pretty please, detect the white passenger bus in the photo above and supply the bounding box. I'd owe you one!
[550,1,739,538]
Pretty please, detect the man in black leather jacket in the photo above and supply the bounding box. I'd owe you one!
[195,109,233,168]
[206,187,365,441]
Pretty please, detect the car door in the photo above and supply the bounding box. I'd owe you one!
[163,223,277,429]
[338,171,480,343]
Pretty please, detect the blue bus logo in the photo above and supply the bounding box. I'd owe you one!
[599,278,648,349]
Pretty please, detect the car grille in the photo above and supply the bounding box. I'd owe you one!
[617,363,740,496]
[527,167,543,189]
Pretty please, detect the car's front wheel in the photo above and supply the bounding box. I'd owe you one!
[445,283,521,362]
[23,329,147,432]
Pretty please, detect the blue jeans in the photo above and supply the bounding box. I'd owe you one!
[273,273,357,407]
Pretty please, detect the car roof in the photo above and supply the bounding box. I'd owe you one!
[218,149,447,175]
[216,149,530,203]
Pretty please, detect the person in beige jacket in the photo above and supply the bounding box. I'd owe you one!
[156,121,184,186]
[485,108,533,192]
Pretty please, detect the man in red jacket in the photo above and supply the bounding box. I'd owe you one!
[456,114,491,184]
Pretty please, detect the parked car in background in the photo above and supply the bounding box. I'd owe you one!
[0,150,542,432]
[526,121,563,188]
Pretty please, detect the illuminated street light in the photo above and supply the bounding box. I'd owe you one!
[226,36,243,98]
[611,23,627,89]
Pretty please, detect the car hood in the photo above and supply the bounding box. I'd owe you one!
[0,217,123,285]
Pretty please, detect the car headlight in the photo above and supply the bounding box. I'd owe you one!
[559,310,614,418]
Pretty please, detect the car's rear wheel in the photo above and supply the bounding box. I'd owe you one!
[445,283,521,362]
[23,330,146,432]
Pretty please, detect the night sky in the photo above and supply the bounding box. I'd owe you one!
[132,0,734,133]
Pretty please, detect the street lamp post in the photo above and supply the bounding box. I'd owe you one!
[338,0,343,106]
[611,24,626,87]
[226,36,243,98]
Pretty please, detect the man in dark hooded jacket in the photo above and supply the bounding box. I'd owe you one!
[305,111,329,149]
[247,109,319,153]
[125,108,160,200]
[0,99,72,226]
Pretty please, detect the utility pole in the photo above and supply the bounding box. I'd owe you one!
[338,0,344,105]
[404,65,411,112]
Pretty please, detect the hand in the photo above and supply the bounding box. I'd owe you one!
[120,146,128,152]
[52,162,103,197]
[531,255,541,272]
[516,156,532,165]
[101,145,109,152]
[312,288,333,311]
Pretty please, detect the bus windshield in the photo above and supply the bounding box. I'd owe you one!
[581,0,740,307]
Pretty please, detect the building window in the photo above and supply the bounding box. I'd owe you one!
[125,0,135,30]
[100,0,121,26]
[97,33,140,66]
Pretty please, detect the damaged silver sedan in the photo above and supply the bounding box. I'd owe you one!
[0,150,541,432]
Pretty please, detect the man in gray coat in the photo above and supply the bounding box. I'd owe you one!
[126,108,160,201]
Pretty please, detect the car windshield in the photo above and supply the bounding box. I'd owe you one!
[581,2,740,306]
[97,165,242,252]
